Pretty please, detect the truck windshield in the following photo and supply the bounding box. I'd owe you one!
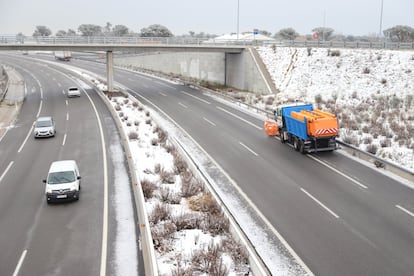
[48,171,76,184]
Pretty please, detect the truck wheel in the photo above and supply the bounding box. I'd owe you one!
[280,130,286,143]
[299,140,305,154]
[293,137,299,151]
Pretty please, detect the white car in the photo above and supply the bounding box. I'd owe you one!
[33,116,55,138]
[67,87,81,97]
[44,160,81,203]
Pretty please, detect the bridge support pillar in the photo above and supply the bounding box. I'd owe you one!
[106,51,114,92]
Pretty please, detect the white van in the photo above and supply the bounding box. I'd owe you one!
[43,160,81,203]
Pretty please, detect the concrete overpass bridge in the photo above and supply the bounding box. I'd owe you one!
[0,37,277,94]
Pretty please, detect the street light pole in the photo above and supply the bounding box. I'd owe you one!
[379,0,384,38]
[237,0,240,40]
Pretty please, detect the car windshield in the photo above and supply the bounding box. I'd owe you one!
[47,171,76,184]
[35,120,52,127]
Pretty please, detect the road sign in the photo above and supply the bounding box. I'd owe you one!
[313,33,319,39]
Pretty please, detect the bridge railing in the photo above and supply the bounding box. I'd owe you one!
[1,35,413,49]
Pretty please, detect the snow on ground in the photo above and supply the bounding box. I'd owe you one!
[257,46,414,170]
[107,95,250,275]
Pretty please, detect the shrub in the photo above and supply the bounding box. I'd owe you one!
[154,126,168,144]
[128,131,138,140]
[159,167,175,184]
[149,203,171,225]
[134,120,139,126]
[181,178,203,198]
[132,101,139,108]
[172,213,200,231]
[265,96,274,106]
[145,111,150,117]
[163,143,176,153]
[159,187,181,204]
[126,121,131,127]
[363,67,370,74]
[145,119,152,125]
[221,235,249,267]
[141,178,156,199]
[154,163,161,174]
[151,137,158,146]
[191,242,228,274]
[381,78,387,85]
[174,155,188,174]
[329,49,341,56]
[202,212,229,236]
[123,98,129,104]
[114,104,121,111]
[366,143,378,154]
[151,221,176,252]
[189,193,221,215]
[138,106,144,111]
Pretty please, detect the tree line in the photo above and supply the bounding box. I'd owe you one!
[26,23,414,42]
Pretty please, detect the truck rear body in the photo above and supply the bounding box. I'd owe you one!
[272,104,338,153]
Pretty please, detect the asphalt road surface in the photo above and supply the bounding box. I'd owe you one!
[0,54,143,276]
[5,53,414,276]
[69,55,414,276]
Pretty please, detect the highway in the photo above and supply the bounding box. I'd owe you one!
[0,55,142,276]
[65,55,414,275]
[1,53,414,275]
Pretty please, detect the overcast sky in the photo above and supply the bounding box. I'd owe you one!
[1,0,413,36]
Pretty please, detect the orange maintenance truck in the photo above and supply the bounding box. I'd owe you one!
[265,103,338,153]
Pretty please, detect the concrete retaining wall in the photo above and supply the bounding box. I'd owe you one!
[114,49,272,94]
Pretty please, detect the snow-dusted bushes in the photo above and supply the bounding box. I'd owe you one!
[109,94,250,274]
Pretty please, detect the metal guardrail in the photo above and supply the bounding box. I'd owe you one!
[1,35,413,49]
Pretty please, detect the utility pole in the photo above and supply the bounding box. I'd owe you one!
[237,0,240,40]
[379,0,384,39]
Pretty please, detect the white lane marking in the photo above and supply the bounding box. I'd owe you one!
[62,89,65,95]
[128,88,312,275]
[66,113,69,121]
[307,155,368,189]
[178,102,188,109]
[18,126,34,153]
[40,87,43,100]
[62,134,67,146]
[158,92,167,97]
[57,82,62,87]
[203,117,216,126]
[142,84,149,88]
[216,106,262,130]
[396,205,414,218]
[65,100,68,106]
[82,89,109,276]
[239,142,259,156]
[301,188,340,219]
[0,161,14,183]
[181,91,211,104]
[12,249,27,276]
[155,81,173,88]
[36,100,42,118]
